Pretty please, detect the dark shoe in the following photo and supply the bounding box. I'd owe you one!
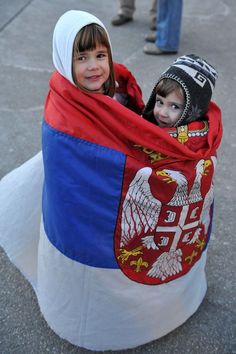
[111,14,133,26]
[143,43,177,55]
[145,32,156,43]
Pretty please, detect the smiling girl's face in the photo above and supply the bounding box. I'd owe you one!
[73,45,110,93]
[72,23,115,96]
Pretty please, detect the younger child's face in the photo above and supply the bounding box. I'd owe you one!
[153,90,184,127]
[72,45,110,93]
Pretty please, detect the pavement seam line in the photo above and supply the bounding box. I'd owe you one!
[0,0,35,32]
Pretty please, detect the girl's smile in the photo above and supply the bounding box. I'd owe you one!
[72,45,110,92]
[86,75,102,81]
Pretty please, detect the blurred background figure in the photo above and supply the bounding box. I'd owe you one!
[143,0,183,55]
[111,0,157,30]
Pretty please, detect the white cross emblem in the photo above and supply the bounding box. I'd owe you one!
[156,205,199,251]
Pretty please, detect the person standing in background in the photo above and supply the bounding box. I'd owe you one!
[143,0,183,55]
[111,0,157,30]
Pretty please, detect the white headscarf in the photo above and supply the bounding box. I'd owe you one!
[52,10,111,85]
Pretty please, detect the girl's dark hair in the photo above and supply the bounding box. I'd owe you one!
[72,24,115,97]
[156,78,185,100]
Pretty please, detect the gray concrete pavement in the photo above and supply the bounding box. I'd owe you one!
[0,0,235,353]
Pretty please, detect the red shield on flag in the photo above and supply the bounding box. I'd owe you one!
[115,154,215,285]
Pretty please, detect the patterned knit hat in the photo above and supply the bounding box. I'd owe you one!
[143,54,218,127]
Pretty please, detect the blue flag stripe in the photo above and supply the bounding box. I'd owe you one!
[42,122,126,268]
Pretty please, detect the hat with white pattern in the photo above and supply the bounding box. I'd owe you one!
[143,54,218,126]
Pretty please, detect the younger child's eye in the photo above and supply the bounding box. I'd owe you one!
[155,99,163,106]
[172,104,180,110]
[171,104,182,111]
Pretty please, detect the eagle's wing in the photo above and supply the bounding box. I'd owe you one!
[200,185,214,233]
[200,156,216,233]
[121,167,162,247]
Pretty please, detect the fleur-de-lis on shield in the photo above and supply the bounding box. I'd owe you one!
[130,257,148,272]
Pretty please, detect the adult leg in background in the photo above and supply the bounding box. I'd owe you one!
[144,0,183,55]
[111,0,135,25]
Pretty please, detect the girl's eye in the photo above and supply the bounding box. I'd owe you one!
[97,52,107,59]
[77,55,87,61]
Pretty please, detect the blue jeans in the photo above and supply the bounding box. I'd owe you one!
[156,0,183,52]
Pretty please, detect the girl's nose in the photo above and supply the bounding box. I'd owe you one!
[87,58,98,70]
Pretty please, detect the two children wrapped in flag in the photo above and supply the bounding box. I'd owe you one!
[0,10,222,351]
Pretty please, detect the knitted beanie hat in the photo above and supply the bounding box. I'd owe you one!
[143,54,218,127]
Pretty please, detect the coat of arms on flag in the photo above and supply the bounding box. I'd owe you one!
[115,154,215,284]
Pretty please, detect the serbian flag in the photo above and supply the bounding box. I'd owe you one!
[39,69,222,350]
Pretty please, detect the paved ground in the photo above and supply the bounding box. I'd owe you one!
[0,0,235,353]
